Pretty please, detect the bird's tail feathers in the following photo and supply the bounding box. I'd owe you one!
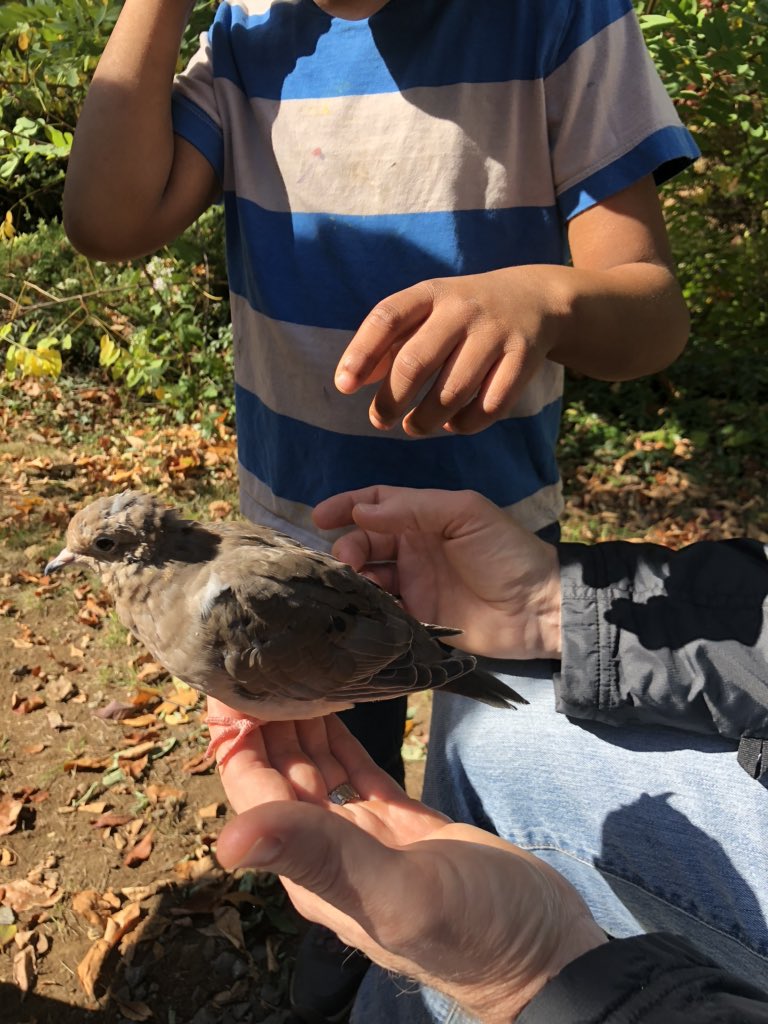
[441,665,529,709]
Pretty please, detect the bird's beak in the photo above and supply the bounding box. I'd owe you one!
[44,548,78,576]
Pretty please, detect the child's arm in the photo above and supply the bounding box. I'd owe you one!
[63,0,218,261]
[334,174,690,436]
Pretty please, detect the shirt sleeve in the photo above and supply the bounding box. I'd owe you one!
[554,538,768,775]
[172,31,225,182]
[545,0,700,219]
[519,932,768,1023]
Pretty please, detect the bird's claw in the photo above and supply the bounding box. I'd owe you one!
[205,714,262,767]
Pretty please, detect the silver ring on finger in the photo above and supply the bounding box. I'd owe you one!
[328,782,362,805]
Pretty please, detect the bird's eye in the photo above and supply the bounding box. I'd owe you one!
[94,536,116,553]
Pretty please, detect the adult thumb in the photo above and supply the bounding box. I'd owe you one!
[216,801,408,917]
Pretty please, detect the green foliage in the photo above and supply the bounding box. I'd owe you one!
[0,0,215,225]
[1,208,233,426]
[0,0,230,423]
[584,1,768,468]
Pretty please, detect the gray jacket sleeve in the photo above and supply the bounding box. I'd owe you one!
[554,539,768,778]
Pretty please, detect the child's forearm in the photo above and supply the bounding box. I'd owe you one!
[541,259,689,381]
[64,0,212,260]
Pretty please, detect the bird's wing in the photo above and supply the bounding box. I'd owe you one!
[196,534,448,705]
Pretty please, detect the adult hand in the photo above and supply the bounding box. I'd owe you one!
[313,486,561,659]
[214,708,607,1024]
[334,267,565,436]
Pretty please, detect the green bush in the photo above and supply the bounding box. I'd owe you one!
[1,208,233,425]
[565,1,768,470]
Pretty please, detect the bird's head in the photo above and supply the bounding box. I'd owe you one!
[45,491,170,576]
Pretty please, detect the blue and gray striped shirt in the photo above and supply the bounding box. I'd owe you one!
[172,0,698,547]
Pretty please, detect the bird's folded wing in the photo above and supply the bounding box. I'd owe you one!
[199,556,424,703]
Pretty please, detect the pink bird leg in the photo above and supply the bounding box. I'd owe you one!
[205,714,263,767]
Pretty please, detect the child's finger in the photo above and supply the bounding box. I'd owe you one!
[335,284,433,394]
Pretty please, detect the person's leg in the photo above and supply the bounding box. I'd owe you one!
[339,697,407,787]
[355,661,768,1022]
[292,698,408,1022]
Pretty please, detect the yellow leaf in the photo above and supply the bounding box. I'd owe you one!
[1,211,14,240]
[17,32,30,52]
[99,334,119,367]
[27,348,62,379]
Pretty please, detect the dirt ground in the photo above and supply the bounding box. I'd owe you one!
[0,382,429,1024]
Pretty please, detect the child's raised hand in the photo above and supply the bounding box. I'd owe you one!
[334,266,565,436]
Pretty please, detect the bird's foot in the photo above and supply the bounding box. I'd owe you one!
[205,714,262,768]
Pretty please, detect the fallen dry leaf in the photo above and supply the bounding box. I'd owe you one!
[94,699,136,721]
[76,902,142,999]
[63,754,111,772]
[71,890,114,929]
[90,812,133,830]
[77,801,109,815]
[22,743,47,755]
[11,694,46,715]
[119,714,158,728]
[203,906,245,952]
[117,740,159,761]
[46,709,67,731]
[13,944,36,993]
[181,751,215,775]
[124,829,155,868]
[0,878,62,913]
[114,999,154,1022]
[0,795,24,836]
[135,662,169,685]
[45,676,77,702]
[145,784,185,806]
[196,801,224,822]
[174,854,217,883]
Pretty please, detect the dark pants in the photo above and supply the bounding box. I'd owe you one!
[339,697,407,788]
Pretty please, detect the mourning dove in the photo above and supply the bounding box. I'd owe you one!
[46,491,526,760]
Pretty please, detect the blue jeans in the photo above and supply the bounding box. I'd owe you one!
[352,661,768,1023]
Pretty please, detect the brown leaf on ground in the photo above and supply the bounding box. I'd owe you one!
[0,879,62,914]
[120,713,159,728]
[45,675,77,702]
[90,812,134,831]
[181,751,216,774]
[117,740,160,761]
[173,854,218,884]
[124,828,155,868]
[46,709,67,730]
[205,906,245,952]
[71,890,114,929]
[94,699,136,721]
[13,944,36,993]
[11,694,46,715]
[135,661,169,685]
[77,901,143,999]
[63,754,112,772]
[196,801,224,822]
[114,999,154,1022]
[22,742,47,755]
[145,784,185,806]
[0,795,24,836]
